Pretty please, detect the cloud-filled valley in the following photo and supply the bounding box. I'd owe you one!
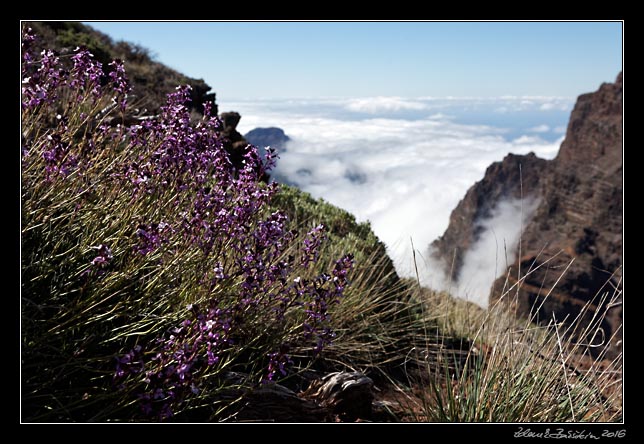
[458,196,541,304]
[225,96,572,305]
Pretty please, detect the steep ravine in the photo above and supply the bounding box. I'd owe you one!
[431,73,623,358]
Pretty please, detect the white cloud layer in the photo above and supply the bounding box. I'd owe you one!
[539,101,571,111]
[224,97,567,306]
[452,197,541,307]
[529,124,550,133]
[344,97,428,113]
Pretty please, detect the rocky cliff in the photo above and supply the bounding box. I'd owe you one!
[431,73,623,357]
[431,152,549,282]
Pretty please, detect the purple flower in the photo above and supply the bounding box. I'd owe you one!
[135,222,172,255]
[301,224,327,268]
[21,27,36,63]
[114,345,143,380]
[107,59,130,111]
[206,351,219,366]
[69,48,103,98]
[265,348,294,382]
[176,363,192,381]
[91,244,113,267]
[22,49,64,108]
[213,262,226,281]
[42,133,71,178]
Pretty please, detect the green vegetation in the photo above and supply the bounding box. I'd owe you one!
[399,284,622,422]
[26,21,214,116]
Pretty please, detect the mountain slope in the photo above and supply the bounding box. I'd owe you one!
[24,21,217,115]
[431,73,623,357]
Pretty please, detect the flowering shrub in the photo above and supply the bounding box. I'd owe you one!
[21,28,353,421]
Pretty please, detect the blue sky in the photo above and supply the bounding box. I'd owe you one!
[85,21,622,101]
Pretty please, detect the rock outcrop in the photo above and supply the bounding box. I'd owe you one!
[218,112,274,182]
[431,152,549,282]
[219,111,248,161]
[431,73,623,358]
[302,372,374,422]
[212,371,375,422]
[245,127,291,152]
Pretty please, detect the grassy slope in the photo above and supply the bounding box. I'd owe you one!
[25,21,216,116]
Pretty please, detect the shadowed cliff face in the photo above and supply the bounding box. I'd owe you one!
[430,152,550,283]
[431,73,622,358]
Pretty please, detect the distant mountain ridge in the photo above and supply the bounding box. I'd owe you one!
[245,127,291,152]
[431,73,623,357]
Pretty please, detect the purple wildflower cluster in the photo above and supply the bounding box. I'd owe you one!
[117,246,353,419]
[22,48,65,108]
[22,28,131,181]
[302,224,327,268]
[80,244,113,279]
[111,84,354,418]
[107,60,129,111]
[114,304,233,420]
[68,49,104,99]
[21,28,354,421]
[22,29,130,111]
[42,130,75,178]
[136,222,173,255]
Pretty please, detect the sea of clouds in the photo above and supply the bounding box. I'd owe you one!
[223,96,572,307]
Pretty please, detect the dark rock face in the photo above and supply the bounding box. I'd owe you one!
[431,152,549,282]
[232,383,328,422]
[219,111,250,168]
[245,127,291,152]
[189,83,218,116]
[303,372,374,422]
[218,112,271,182]
[432,73,623,358]
[213,371,375,422]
